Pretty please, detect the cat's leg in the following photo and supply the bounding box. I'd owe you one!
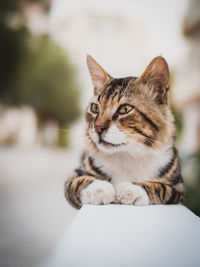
[116,181,184,205]
[65,174,94,209]
[65,174,115,209]
[137,181,185,205]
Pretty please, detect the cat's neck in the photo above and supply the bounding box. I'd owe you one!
[88,144,174,185]
[91,142,173,162]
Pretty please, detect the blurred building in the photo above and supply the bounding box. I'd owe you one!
[23,0,50,34]
[0,106,37,145]
[173,0,200,154]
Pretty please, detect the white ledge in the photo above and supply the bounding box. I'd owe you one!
[42,205,200,267]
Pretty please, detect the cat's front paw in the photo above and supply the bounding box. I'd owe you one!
[80,180,115,205]
[116,182,149,205]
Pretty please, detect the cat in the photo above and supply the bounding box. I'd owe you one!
[65,55,185,209]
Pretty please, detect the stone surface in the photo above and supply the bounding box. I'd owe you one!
[42,204,200,267]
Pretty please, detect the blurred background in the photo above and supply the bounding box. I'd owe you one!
[0,0,199,266]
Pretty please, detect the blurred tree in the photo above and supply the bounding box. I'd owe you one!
[182,150,200,216]
[0,0,81,146]
[170,71,183,141]
[13,35,80,127]
[179,0,200,216]
[172,107,200,216]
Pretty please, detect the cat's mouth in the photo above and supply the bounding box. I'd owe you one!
[99,138,126,148]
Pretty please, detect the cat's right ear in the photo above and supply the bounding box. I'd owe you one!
[134,56,170,104]
[87,55,113,95]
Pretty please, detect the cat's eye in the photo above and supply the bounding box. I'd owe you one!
[91,103,100,114]
[118,104,133,114]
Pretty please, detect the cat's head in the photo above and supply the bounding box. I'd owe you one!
[85,55,174,155]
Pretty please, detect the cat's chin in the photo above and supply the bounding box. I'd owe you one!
[99,138,126,148]
[90,136,156,157]
[95,140,128,154]
[89,132,154,156]
[89,133,127,154]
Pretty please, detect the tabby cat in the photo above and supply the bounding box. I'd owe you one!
[65,55,184,209]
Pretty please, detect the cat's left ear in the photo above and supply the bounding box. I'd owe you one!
[135,56,170,104]
[87,55,113,95]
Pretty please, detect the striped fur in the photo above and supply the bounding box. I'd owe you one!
[65,55,185,209]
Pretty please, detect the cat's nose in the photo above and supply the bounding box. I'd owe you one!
[95,124,107,135]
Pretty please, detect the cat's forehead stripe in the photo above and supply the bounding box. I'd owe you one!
[98,76,136,101]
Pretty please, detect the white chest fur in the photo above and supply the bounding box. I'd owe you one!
[90,146,172,186]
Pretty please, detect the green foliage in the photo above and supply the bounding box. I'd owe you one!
[171,108,183,140]
[169,71,183,140]
[182,151,200,216]
[0,0,20,15]
[13,35,81,126]
[0,23,29,100]
[172,100,199,217]
[0,0,81,129]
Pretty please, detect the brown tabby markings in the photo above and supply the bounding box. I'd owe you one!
[85,75,171,151]
[65,176,94,209]
[138,147,184,204]
[65,56,185,209]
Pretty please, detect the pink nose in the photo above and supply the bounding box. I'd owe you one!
[95,124,107,135]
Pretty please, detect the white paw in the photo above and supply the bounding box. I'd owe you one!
[80,180,115,205]
[116,182,149,205]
